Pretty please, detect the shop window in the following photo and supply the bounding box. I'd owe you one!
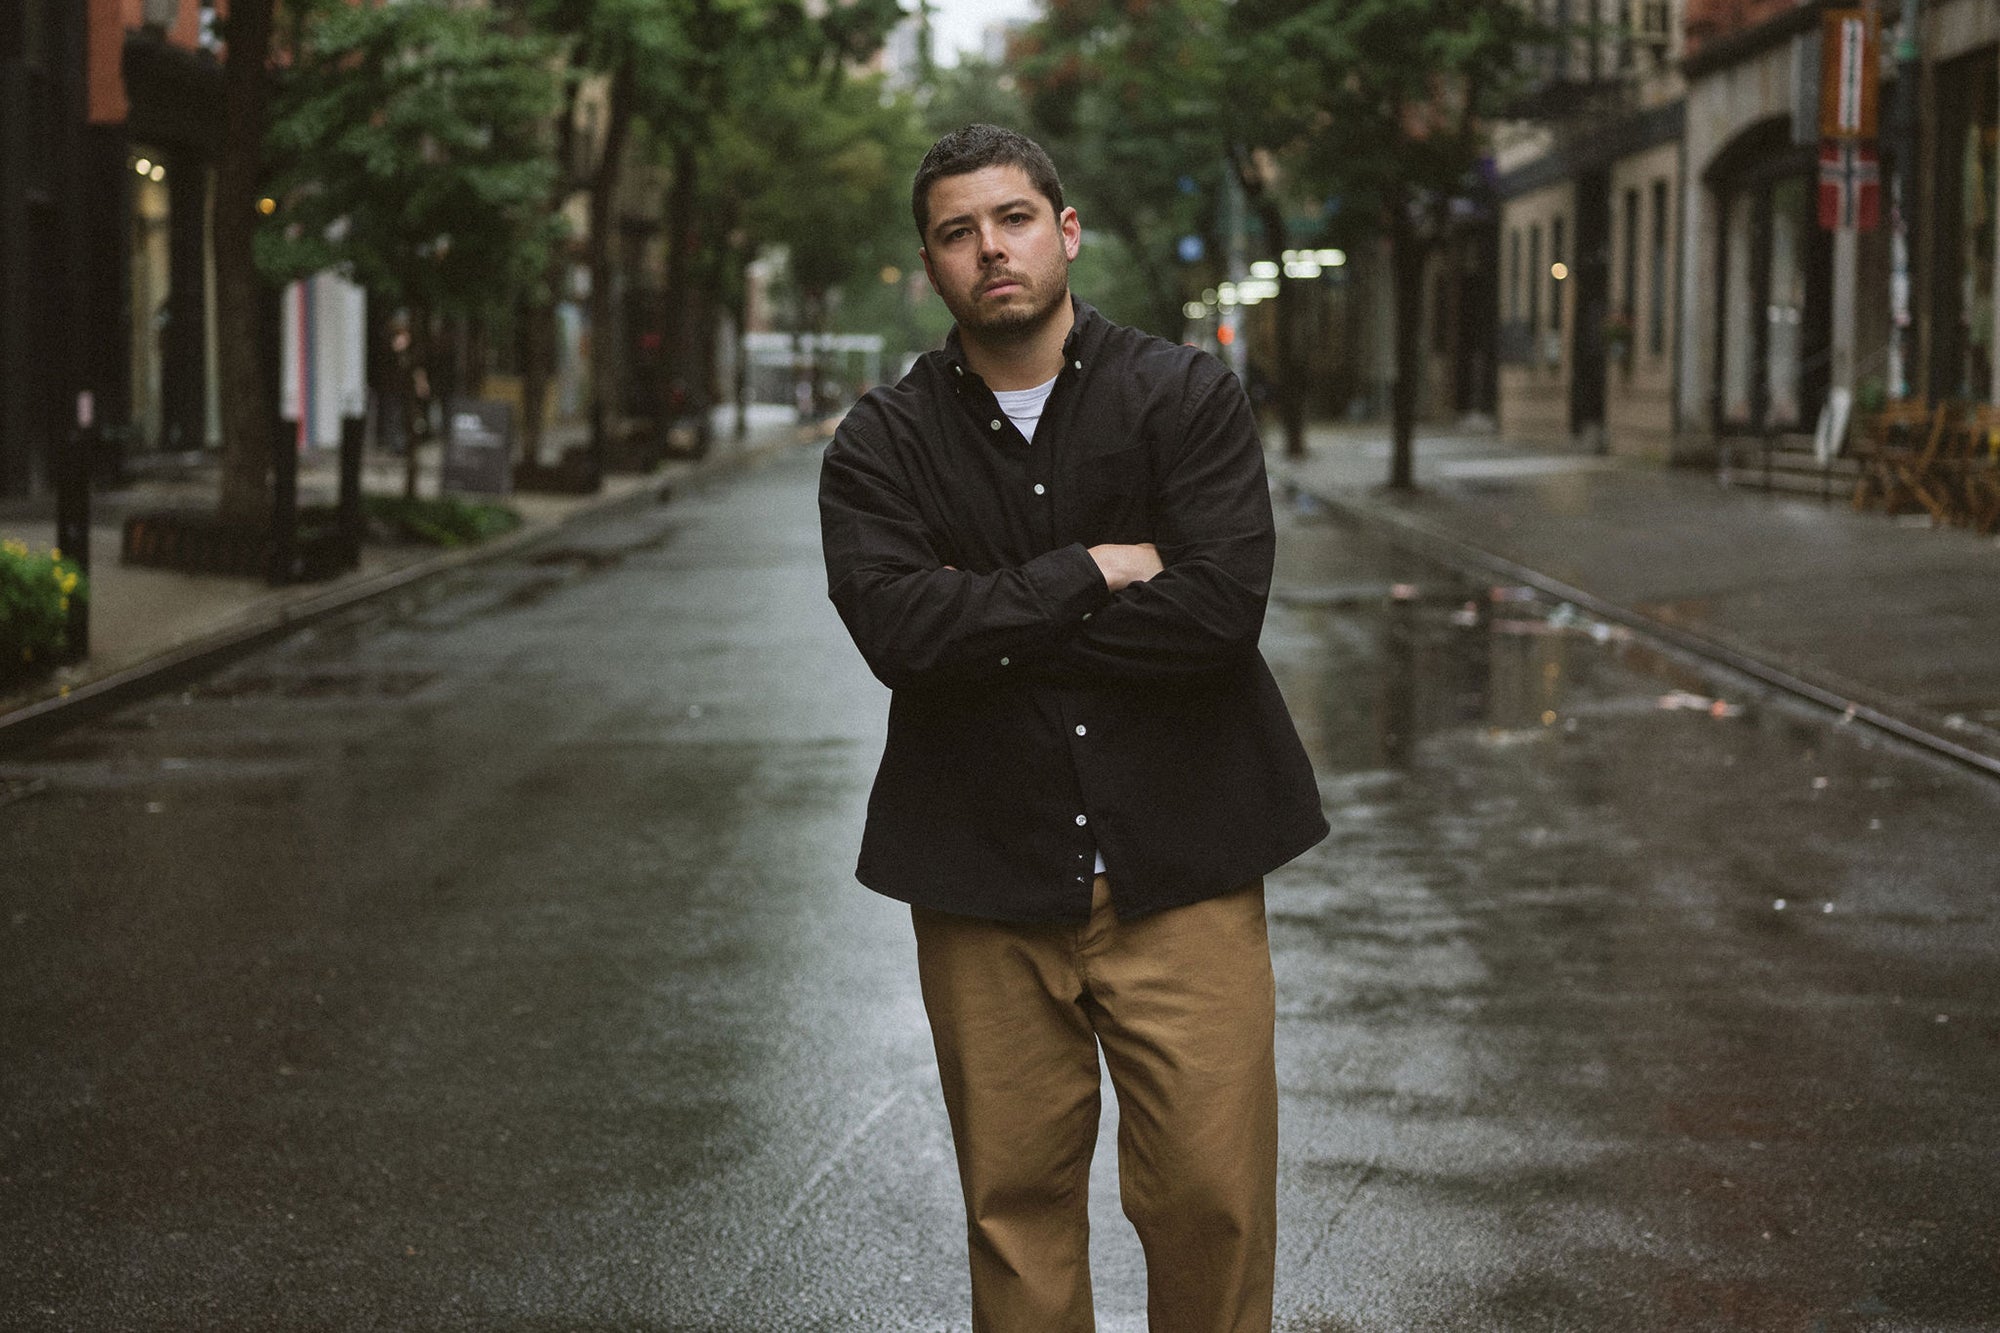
[1714,140,1828,433]
[1621,188,1639,325]
[1764,176,1808,424]
[129,150,172,453]
[1527,226,1542,338]
[1550,216,1566,332]
[1507,228,1522,322]
[1649,178,1670,357]
[1932,48,1998,402]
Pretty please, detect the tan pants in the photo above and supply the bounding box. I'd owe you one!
[912,876,1278,1333]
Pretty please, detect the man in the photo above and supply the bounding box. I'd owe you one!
[818,124,1327,1332]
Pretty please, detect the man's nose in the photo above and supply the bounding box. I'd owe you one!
[977,225,1007,262]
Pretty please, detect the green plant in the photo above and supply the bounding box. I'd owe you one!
[362,494,522,548]
[0,538,87,680]
[1856,375,1889,415]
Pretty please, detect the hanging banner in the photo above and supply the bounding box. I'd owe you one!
[1818,138,1882,231]
[1819,9,1880,140]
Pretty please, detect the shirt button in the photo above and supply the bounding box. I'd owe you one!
[1033,483,1046,495]
[1081,612,1092,621]
[999,656,1011,666]
[1073,360,1083,369]
[990,419,1002,431]
[1075,814,1088,826]
[1075,724,1087,736]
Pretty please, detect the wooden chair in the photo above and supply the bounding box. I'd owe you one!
[1951,404,2000,533]
[1851,401,1946,515]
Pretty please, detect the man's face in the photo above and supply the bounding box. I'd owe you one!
[919,165,1081,343]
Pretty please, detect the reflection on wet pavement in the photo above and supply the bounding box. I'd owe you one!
[1264,492,2000,1330]
[0,452,1994,1331]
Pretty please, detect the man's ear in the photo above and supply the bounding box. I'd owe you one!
[1060,207,1081,262]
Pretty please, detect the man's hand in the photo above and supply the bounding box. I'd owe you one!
[1088,542,1163,593]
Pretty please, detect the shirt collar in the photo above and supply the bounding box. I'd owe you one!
[941,296,1099,387]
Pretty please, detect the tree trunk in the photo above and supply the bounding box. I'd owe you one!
[213,0,278,521]
[1247,192,1306,461]
[660,136,702,439]
[584,59,635,485]
[518,294,554,466]
[404,307,434,501]
[1388,198,1427,492]
[520,71,585,471]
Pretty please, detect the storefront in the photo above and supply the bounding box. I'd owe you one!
[115,31,220,460]
[1928,45,1997,404]
[1708,120,1830,434]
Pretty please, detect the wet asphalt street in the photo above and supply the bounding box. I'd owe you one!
[3,444,1998,1332]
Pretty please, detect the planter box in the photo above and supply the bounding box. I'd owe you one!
[122,509,353,583]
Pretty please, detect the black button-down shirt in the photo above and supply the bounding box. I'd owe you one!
[819,299,1327,922]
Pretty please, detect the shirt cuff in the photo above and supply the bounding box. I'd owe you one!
[1023,543,1115,626]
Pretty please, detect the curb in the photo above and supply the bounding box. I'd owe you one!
[0,429,826,757]
[1272,463,2000,783]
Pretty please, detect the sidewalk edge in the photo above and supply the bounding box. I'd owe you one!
[1273,462,2000,783]
[0,431,824,757]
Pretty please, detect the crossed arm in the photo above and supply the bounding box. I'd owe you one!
[819,372,1274,692]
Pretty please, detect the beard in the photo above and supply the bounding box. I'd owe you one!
[949,262,1070,342]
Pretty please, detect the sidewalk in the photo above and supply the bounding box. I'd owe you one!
[0,404,828,750]
[1270,422,2000,777]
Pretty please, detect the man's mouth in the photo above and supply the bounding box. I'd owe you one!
[981,277,1025,297]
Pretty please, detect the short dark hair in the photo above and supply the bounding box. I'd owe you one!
[911,124,1066,242]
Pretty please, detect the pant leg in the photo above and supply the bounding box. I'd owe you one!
[912,905,1104,1333]
[1080,878,1279,1333]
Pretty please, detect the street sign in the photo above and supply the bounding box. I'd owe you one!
[441,398,515,496]
[1818,138,1882,231]
[1819,9,1879,140]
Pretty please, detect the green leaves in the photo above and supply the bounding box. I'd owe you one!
[258,1,565,318]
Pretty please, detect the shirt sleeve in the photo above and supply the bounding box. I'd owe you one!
[819,412,1112,692]
[1041,364,1275,680]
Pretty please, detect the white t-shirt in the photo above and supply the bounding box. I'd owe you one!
[992,375,1058,442]
[994,374,1107,879]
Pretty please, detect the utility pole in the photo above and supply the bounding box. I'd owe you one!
[1887,0,1920,399]
[55,0,93,659]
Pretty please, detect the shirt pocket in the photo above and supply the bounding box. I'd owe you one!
[1070,442,1154,543]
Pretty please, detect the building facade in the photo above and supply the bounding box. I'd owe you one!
[1,0,92,497]
[1492,0,1689,459]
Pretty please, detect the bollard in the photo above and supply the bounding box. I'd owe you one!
[271,415,299,585]
[56,395,96,661]
[338,413,365,571]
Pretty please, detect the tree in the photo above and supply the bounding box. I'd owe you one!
[212,0,281,521]
[259,0,565,498]
[1014,0,1231,340]
[1229,0,1541,486]
[648,0,905,438]
[1014,0,1322,457]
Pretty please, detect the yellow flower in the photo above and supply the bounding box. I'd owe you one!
[59,572,78,594]
[59,597,70,612]
[49,547,60,562]
[1,538,26,558]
